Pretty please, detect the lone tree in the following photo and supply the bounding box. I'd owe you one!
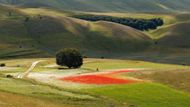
[56,48,83,68]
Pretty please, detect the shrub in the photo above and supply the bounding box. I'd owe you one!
[56,48,83,68]
[101,56,105,59]
[0,63,6,67]
[154,41,158,45]
[83,55,88,58]
[25,17,30,22]
[6,74,13,78]
[8,12,12,16]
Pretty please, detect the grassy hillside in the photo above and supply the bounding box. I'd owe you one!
[0,2,190,107]
[0,76,107,107]
[153,22,190,48]
[1,0,190,12]
[0,5,152,58]
[0,91,70,107]
[0,5,190,65]
[86,83,190,107]
[81,12,190,49]
[24,17,151,52]
[150,13,190,48]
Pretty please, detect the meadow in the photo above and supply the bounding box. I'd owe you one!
[0,58,190,107]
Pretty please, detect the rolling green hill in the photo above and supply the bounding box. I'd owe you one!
[0,5,190,65]
[86,12,190,49]
[149,13,190,48]
[1,2,190,107]
[156,22,190,48]
[0,0,190,12]
[0,5,152,58]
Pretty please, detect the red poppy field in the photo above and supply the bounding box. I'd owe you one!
[59,69,139,85]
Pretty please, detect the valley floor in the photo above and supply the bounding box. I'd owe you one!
[0,58,190,107]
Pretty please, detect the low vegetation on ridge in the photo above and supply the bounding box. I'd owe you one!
[73,14,164,31]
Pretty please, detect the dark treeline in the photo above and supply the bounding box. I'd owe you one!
[73,15,164,31]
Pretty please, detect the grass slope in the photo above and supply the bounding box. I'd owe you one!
[156,22,190,48]
[0,5,190,65]
[0,5,152,58]
[0,91,69,107]
[85,83,190,107]
[85,12,190,50]
[1,0,190,12]
[0,76,108,107]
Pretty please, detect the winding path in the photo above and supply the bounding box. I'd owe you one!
[17,60,44,78]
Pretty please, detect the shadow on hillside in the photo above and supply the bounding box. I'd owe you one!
[80,49,190,66]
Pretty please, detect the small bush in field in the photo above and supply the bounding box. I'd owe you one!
[6,74,13,78]
[0,63,6,67]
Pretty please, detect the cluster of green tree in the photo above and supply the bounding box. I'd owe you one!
[73,15,164,31]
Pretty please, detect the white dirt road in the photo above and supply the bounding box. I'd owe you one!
[17,60,44,78]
